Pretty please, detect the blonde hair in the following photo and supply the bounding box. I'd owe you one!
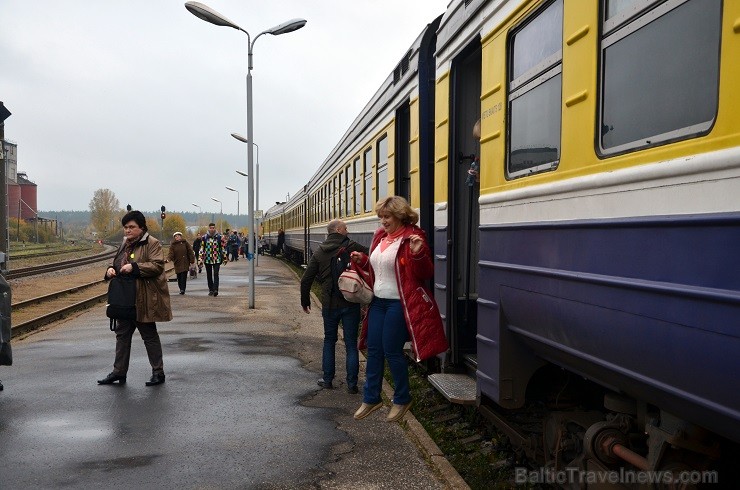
[374,196,418,225]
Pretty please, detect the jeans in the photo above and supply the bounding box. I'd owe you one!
[363,297,410,405]
[205,263,220,292]
[322,305,360,388]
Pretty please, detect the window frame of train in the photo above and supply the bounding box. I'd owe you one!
[344,165,351,217]
[363,146,374,212]
[505,0,563,180]
[354,157,362,215]
[376,134,389,202]
[597,0,721,156]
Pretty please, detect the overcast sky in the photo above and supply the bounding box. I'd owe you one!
[1,0,449,215]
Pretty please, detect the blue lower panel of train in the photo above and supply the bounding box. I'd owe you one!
[477,212,740,443]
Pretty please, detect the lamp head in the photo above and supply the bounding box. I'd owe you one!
[225,186,237,192]
[184,2,241,30]
[266,18,307,35]
[235,170,248,177]
[211,197,221,203]
[231,132,248,143]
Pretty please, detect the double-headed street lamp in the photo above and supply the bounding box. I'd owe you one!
[185,1,306,309]
[210,197,223,232]
[233,134,260,265]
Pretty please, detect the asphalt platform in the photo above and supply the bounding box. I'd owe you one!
[1,254,469,489]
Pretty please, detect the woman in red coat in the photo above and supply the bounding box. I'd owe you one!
[351,196,447,422]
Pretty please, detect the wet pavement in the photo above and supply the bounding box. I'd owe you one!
[0,256,462,489]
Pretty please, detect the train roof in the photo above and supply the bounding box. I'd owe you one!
[304,15,442,192]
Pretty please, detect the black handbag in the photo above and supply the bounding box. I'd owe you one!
[106,275,137,330]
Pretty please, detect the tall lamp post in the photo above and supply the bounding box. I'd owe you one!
[231,134,259,264]
[234,169,257,265]
[192,203,201,228]
[211,197,223,233]
[186,1,306,309]
[225,186,239,217]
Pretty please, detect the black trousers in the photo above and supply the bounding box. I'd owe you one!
[205,263,220,292]
[176,271,188,292]
[112,319,164,375]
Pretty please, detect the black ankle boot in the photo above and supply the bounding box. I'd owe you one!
[97,372,126,385]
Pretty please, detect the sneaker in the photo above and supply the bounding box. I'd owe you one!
[347,386,359,394]
[208,291,214,296]
[179,290,185,295]
[354,402,383,420]
[317,379,333,389]
[386,402,411,422]
[213,291,218,297]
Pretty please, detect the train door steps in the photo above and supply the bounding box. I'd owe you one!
[427,373,477,405]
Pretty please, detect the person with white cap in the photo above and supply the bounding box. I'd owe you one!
[167,231,195,294]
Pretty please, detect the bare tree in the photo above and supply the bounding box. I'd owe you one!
[89,188,120,237]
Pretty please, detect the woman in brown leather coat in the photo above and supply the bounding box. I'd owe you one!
[97,210,172,387]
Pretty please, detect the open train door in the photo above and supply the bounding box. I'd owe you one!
[446,40,482,374]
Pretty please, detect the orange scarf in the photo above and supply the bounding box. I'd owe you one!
[379,226,406,253]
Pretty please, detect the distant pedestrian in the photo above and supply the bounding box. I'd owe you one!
[200,223,227,296]
[301,219,368,393]
[277,228,285,255]
[192,236,203,273]
[228,230,240,261]
[167,231,195,294]
[97,210,171,387]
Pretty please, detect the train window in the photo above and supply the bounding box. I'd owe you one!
[344,165,351,217]
[510,0,562,90]
[354,158,362,215]
[599,0,720,155]
[363,147,374,212]
[507,0,562,178]
[339,172,344,218]
[376,135,388,202]
[334,176,339,218]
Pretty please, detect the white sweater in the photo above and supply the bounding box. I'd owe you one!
[370,239,401,299]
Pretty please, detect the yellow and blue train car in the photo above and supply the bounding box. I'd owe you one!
[267,0,739,476]
[434,0,739,474]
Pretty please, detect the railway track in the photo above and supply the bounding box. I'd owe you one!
[6,249,117,279]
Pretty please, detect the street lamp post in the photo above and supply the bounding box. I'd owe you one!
[225,186,239,217]
[186,1,306,309]
[191,203,201,228]
[233,135,260,266]
[210,197,223,233]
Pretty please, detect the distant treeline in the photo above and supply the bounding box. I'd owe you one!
[39,210,246,227]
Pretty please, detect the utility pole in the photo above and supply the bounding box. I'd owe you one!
[0,101,12,274]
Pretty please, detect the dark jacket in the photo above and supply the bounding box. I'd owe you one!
[109,233,173,324]
[356,226,447,361]
[300,233,368,310]
[167,239,195,274]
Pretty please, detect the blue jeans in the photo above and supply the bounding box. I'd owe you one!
[363,297,410,405]
[321,305,361,388]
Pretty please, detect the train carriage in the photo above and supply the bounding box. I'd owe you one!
[267,0,739,480]
[433,0,740,476]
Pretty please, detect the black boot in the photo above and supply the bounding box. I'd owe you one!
[146,373,166,386]
[97,372,126,385]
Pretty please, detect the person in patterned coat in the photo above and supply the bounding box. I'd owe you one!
[199,223,227,296]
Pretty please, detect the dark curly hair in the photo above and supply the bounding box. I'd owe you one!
[121,210,148,232]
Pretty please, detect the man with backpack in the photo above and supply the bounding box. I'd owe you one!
[300,219,368,393]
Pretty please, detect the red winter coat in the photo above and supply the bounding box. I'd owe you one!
[357,225,448,361]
